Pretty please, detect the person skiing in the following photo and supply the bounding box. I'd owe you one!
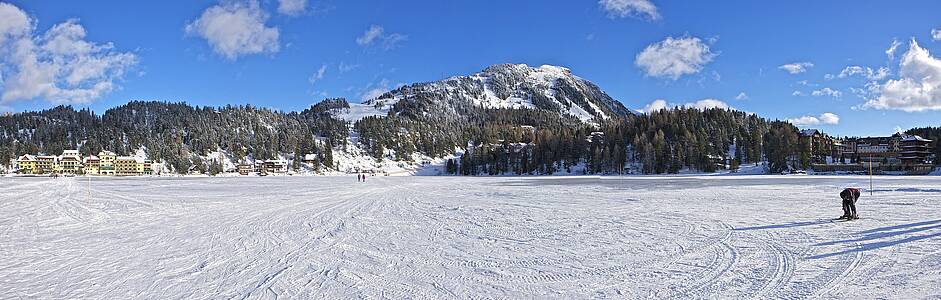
[839,187,860,220]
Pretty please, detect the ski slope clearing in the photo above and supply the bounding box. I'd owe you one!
[1,176,940,298]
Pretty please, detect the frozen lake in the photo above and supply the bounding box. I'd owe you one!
[1,175,940,298]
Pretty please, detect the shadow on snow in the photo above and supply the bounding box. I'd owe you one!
[808,219,941,259]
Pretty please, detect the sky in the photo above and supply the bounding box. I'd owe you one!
[1,0,941,136]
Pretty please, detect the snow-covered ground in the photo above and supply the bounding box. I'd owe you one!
[1,176,940,298]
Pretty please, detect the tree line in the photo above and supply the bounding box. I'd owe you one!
[3,100,816,175]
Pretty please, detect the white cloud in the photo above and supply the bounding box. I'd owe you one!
[636,98,731,113]
[837,65,889,81]
[598,0,660,21]
[308,64,326,85]
[686,98,730,110]
[361,78,391,101]
[819,112,840,124]
[338,61,359,73]
[864,40,941,112]
[185,0,280,60]
[735,92,748,100]
[788,112,840,126]
[811,87,842,98]
[356,25,383,46]
[277,0,307,16]
[779,62,813,74]
[0,3,137,105]
[886,39,901,60]
[796,80,817,87]
[356,25,407,50]
[788,116,820,126]
[932,29,941,41]
[637,99,668,113]
[792,90,806,97]
[635,36,716,80]
[0,3,31,45]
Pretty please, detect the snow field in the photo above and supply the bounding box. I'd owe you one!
[1,176,940,298]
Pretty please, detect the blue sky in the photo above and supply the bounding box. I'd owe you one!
[1,0,941,136]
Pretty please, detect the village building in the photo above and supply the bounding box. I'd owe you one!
[98,151,117,176]
[115,157,142,176]
[263,159,288,174]
[35,155,57,174]
[900,135,933,165]
[57,150,83,175]
[238,164,254,175]
[303,154,318,165]
[84,156,100,175]
[15,155,38,174]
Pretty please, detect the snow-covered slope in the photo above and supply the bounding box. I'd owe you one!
[4,176,941,298]
[358,64,631,123]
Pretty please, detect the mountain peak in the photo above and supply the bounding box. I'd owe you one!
[368,63,631,123]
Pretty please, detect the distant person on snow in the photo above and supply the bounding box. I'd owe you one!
[839,188,860,220]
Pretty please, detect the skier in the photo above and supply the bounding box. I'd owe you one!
[839,187,861,220]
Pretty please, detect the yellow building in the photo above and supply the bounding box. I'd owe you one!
[36,156,56,174]
[15,155,39,174]
[98,151,116,176]
[115,156,141,176]
[57,150,83,175]
[84,156,100,175]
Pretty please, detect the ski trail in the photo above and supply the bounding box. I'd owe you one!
[1,176,940,298]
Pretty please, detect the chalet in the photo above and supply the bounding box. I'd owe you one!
[15,155,38,174]
[800,129,835,164]
[303,154,318,165]
[263,160,288,174]
[238,164,254,175]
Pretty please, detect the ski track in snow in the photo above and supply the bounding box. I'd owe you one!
[1,176,941,298]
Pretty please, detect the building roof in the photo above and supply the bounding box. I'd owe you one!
[902,135,932,142]
[17,154,36,161]
[800,129,821,137]
[116,156,146,163]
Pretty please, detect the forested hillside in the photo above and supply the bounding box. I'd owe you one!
[0,64,811,175]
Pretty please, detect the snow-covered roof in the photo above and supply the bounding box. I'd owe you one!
[303,154,318,161]
[17,154,36,161]
[902,135,932,142]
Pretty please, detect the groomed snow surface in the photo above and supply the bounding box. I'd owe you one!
[2,176,941,298]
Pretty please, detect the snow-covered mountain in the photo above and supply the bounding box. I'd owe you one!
[339,64,631,123]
